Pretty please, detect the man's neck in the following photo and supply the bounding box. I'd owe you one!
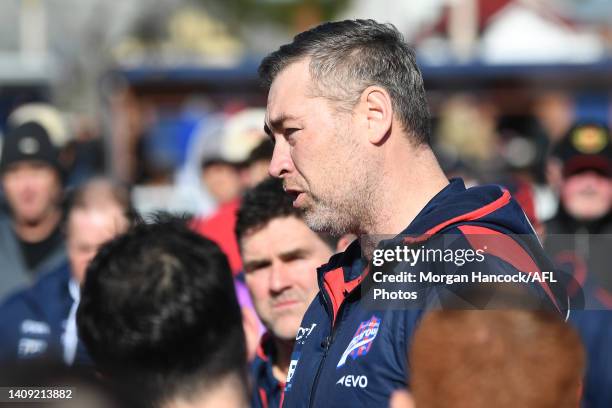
[14,209,62,243]
[359,146,449,258]
[271,337,295,383]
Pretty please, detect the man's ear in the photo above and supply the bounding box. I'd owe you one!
[361,86,393,145]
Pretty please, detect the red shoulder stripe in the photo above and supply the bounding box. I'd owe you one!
[259,387,268,408]
[458,224,561,312]
[404,189,512,244]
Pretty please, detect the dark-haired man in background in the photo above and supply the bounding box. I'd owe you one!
[77,216,248,408]
[259,19,567,407]
[236,178,349,408]
[0,121,66,300]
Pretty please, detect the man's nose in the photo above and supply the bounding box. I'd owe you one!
[269,261,291,293]
[268,139,293,179]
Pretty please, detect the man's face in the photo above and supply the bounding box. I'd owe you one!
[202,163,242,204]
[247,159,270,188]
[1,161,61,224]
[265,59,377,235]
[561,171,611,221]
[241,216,333,340]
[67,206,129,284]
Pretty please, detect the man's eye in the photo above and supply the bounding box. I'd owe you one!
[245,264,268,274]
[284,128,300,137]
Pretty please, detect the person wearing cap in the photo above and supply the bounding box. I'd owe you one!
[0,121,67,301]
[543,122,612,408]
[545,122,612,297]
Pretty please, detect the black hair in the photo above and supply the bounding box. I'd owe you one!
[77,213,246,407]
[247,139,274,165]
[258,19,430,144]
[235,178,338,249]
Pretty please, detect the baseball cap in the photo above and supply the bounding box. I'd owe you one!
[553,123,611,178]
[0,121,62,174]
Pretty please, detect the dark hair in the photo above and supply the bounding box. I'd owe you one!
[77,214,246,407]
[0,360,125,408]
[235,178,338,249]
[258,19,430,144]
[247,139,274,165]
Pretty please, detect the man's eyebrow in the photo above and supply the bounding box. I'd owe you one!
[244,258,271,272]
[278,248,309,261]
[266,113,300,134]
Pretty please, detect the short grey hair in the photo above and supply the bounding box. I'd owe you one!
[258,19,430,144]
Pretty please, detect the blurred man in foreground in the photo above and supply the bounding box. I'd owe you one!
[0,178,134,364]
[236,178,344,408]
[77,215,248,408]
[390,310,585,408]
[0,121,66,300]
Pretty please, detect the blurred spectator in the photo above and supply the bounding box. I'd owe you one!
[199,108,268,206]
[390,310,585,408]
[543,122,612,408]
[0,178,134,365]
[496,115,555,234]
[0,121,67,301]
[550,123,611,228]
[435,94,499,169]
[77,215,248,408]
[236,178,347,408]
[245,139,274,189]
[193,108,268,275]
[201,157,243,205]
[193,137,273,366]
[545,123,612,296]
[5,103,105,188]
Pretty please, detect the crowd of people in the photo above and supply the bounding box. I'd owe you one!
[0,18,610,408]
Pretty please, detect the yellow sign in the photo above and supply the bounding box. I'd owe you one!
[571,126,608,154]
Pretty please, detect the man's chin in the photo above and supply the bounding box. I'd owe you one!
[269,317,303,341]
[304,209,347,235]
[16,212,47,226]
[272,327,302,342]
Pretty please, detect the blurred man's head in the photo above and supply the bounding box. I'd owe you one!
[236,178,335,340]
[77,215,247,408]
[201,159,242,205]
[245,140,273,188]
[391,310,585,408]
[66,178,135,284]
[1,122,63,225]
[553,123,611,221]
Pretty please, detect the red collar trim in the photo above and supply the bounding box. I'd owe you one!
[404,189,512,244]
[323,266,367,325]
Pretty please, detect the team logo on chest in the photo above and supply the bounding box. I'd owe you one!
[337,315,381,368]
